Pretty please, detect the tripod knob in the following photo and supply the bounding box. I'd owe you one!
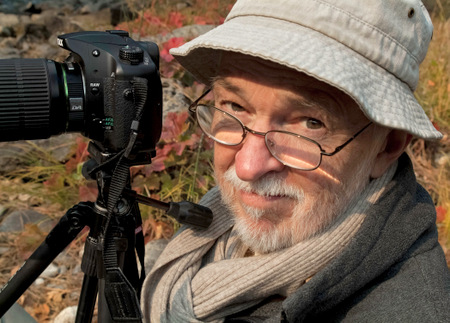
[167,201,213,228]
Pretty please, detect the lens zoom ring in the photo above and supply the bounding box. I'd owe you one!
[0,59,51,135]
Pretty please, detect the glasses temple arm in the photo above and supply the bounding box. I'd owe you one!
[322,122,373,156]
[189,88,212,112]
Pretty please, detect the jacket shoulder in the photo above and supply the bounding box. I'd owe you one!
[327,244,450,322]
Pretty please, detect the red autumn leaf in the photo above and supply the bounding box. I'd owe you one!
[168,11,185,29]
[143,12,163,27]
[143,149,169,174]
[161,111,189,141]
[148,157,166,173]
[160,37,185,63]
[432,121,440,131]
[436,206,447,223]
[172,142,188,156]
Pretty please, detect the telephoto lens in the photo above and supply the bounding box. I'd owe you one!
[0,58,84,141]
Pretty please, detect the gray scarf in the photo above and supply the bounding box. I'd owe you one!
[141,163,397,322]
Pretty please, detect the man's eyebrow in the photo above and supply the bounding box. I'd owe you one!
[211,76,243,94]
[212,76,343,116]
[287,88,344,117]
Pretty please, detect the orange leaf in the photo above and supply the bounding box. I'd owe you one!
[34,303,50,318]
[47,290,65,303]
[436,206,447,223]
[427,80,435,87]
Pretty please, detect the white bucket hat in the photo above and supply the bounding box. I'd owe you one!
[170,0,442,140]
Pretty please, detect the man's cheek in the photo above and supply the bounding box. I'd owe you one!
[214,146,237,175]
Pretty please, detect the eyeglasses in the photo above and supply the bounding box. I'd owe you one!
[189,89,372,171]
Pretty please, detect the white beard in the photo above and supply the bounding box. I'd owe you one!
[218,161,373,254]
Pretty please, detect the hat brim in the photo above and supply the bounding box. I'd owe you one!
[170,16,442,140]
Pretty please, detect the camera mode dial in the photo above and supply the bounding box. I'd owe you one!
[119,46,144,65]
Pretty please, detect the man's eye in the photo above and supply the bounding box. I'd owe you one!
[222,102,245,113]
[306,118,324,129]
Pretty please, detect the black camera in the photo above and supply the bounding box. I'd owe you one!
[0,30,162,164]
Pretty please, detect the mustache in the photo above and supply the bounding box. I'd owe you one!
[223,166,304,201]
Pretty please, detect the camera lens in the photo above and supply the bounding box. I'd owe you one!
[0,58,84,141]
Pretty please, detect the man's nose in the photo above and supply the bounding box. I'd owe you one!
[234,131,285,181]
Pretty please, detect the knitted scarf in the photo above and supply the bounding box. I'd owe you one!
[141,163,397,322]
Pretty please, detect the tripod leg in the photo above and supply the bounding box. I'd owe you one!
[75,275,99,323]
[0,202,93,317]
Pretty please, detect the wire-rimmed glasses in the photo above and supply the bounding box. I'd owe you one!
[189,89,372,171]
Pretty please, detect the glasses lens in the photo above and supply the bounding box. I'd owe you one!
[196,105,245,145]
[265,131,321,170]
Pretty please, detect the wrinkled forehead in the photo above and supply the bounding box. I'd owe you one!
[215,52,362,116]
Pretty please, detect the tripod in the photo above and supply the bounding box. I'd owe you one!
[0,141,213,322]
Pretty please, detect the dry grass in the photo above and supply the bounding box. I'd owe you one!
[411,16,450,260]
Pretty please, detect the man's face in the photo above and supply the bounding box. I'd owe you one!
[212,54,387,254]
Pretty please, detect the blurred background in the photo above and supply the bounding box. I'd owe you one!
[0,0,448,321]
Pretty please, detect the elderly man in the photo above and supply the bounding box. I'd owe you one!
[141,0,450,321]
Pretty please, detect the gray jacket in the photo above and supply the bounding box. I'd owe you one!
[228,154,450,322]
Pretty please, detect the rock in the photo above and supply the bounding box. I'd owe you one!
[141,24,215,46]
[0,209,54,232]
[169,24,215,41]
[53,306,78,323]
[23,3,42,15]
[0,13,24,27]
[34,278,45,285]
[41,263,60,278]
[0,205,7,218]
[73,264,82,274]
[0,26,16,38]
[0,44,20,59]
[162,78,190,118]
[59,265,68,275]
[0,246,10,255]
[23,23,51,41]
[435,153,450,167]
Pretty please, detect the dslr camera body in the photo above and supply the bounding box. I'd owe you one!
[0,30,162,164]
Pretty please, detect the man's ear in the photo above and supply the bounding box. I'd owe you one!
[370,129,412,178]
